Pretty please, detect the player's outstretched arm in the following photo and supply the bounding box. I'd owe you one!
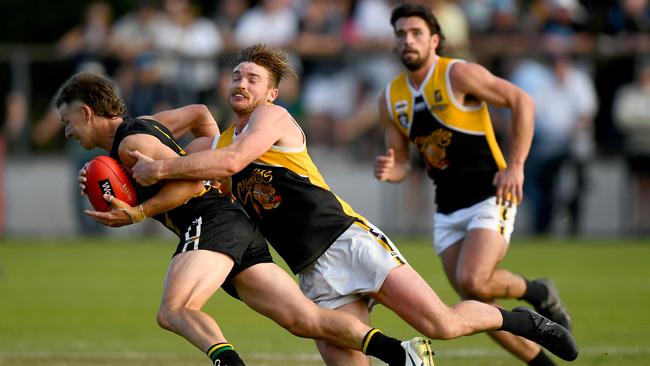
[131,105,291,186]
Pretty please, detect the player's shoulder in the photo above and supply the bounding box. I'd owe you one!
[255,103,289,115]
[252,104,294,124]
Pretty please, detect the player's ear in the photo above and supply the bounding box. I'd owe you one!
[80,104,92,122]
[267,88,279,103]
[431,33,440,51]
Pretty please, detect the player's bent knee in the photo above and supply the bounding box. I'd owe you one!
[457,275,492,301]
[156,304,185,332]
[156,308,174,331]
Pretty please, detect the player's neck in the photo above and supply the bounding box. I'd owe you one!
[96,116,123,150]
[407,54,438,90]
[234,116,250,135]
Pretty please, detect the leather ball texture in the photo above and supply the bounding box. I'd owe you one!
[85,155,137,212]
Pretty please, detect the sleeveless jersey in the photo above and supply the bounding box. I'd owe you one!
[110,117,229,236]
[217,119,364,274]
[384,57,507,213]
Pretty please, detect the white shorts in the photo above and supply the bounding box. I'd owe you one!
[298,221,407,309]
[433,196,517,256]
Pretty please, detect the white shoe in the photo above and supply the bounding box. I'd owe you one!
[400,337,435,366]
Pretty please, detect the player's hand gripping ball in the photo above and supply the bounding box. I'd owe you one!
[85,156,137,212]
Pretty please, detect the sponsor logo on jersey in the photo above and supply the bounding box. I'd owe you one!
[478,214,495,221]
[395,100,408,113]
[434,89,442,102]
[398,112,409,129]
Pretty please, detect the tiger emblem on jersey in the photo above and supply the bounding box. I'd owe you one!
[415,128,452,170]
[237,168,282,217]
[253,183,282,211]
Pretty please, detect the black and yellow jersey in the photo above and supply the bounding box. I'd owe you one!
[111,117,232,236]
[217,118,364,274]
[384,57,507,213]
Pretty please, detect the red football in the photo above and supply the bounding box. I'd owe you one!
[85,155,138,212]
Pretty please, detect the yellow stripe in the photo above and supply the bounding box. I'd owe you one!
[353,221,392,252]
[480,108,507,170]
[207,343,234,358]
[362,328,381,354]
[153,125,186,155]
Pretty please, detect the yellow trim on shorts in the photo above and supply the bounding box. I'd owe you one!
[353,220,406,266]
[353,220,392,252]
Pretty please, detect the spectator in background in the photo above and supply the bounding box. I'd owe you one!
[233,0,299,47]
[331,0,401,156]
[513,43,598,235]
[109,0,172,116]
[3,91,28,155]
[156,0,222,108]
[294,0,354,146]
[595,0,650,152]
[427,0,472,59]
[57,1,114,75]
[213,0,250,53]
[612,59,650,234]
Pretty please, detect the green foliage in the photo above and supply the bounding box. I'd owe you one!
[1,237,649,365]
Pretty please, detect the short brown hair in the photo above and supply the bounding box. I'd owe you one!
[232,44,297,89]
[391,2,446,54]
[54,72,126,118]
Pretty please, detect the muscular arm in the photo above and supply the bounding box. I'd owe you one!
[139,104,220,140]
[374,91,411,183]
[450,62,535,203]
[119,134,205,218]
[450,62,535,168]
[133,105,296,184]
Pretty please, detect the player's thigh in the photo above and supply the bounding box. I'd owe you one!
[233,262,316,324]
[456,228,508,281]
[372,264,450,332]
[439,239,464,292]
[162,250,234,309]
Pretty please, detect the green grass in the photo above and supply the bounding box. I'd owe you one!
[1,236,649,365]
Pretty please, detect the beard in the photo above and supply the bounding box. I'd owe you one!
[401,50,429,71]
[229,97,265,115]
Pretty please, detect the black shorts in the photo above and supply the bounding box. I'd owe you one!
[172,207,273,299]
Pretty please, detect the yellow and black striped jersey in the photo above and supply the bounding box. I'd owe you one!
[218,118,365,274]
[385,57,506,213]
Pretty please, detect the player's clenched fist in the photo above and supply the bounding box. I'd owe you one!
[374,148,395,181]
[130,150,158,186]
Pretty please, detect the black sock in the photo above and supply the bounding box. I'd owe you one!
[207,343,245,366]
[362,328,404,366]
[520,278,548,307]
[529,350,556,366]
[498,308,533,335]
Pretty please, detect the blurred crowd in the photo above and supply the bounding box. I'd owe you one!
[2,0,650,235]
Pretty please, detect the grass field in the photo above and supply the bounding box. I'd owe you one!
[1,236,649,366]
